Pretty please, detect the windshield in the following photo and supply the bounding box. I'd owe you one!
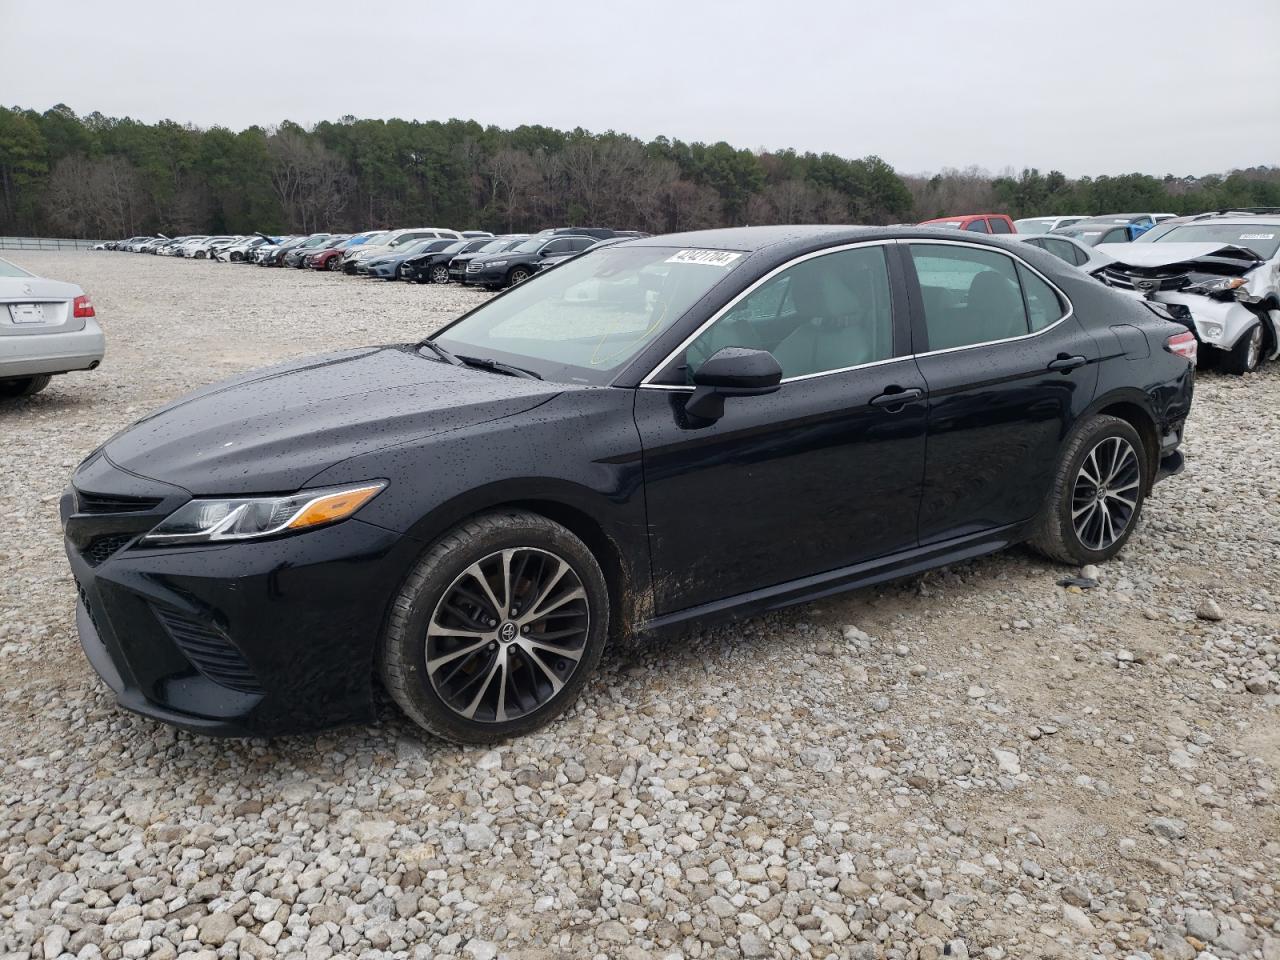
[300,235,330,248]
[1054,228,1108,246]
[0,257,32,278]
[433,245,744,385]
[1015,219,1054,234]
[360,231,392,246]
[510,238,547,254]
[475,238,515,253]
[440,241,469,255]
[1150,224,1279,259]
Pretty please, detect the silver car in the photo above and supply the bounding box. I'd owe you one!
[1012,232,1113,272]
[0,256,105,398]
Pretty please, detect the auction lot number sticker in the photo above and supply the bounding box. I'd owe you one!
[666,249,743,267]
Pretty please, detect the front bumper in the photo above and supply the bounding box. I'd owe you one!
[61,460,418,736]
[466,264,507,285]
[1116,289,1260,352]
[0,320,106,379]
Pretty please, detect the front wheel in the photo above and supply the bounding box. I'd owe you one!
[0,375,52,399]
[508,266,532,286]
[1029,415,1148,565]
[1221,323,1263,375]
[379,511,609,743]
[430,264,450,284]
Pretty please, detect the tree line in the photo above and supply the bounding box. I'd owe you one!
[2,104,1277,240]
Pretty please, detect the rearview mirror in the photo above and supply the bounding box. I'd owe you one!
[686,347,782,421]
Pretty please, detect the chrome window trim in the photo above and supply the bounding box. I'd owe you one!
[638,240,897,390]
[637,237,1075,390]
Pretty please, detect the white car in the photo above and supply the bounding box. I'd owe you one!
[1097,215,1280,374]
[340,228,462,271]
[0,256,105,399]
[1014,215,1091,234]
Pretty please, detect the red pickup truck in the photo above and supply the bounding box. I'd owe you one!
[919,213,1017,234]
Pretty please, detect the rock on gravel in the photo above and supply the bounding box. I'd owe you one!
[1,252,1278,959]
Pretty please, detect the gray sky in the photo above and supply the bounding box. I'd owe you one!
[2,0,1277,177]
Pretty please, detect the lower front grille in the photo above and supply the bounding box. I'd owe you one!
[151,604,263,694]
[1101,266,1190,292]
[83,534,134,566]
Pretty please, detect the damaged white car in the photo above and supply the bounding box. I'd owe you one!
[1097,216,1280,374]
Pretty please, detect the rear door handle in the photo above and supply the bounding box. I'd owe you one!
[869,387,924,410]
[1048,354,1088,373]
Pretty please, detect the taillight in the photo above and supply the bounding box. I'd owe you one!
[72,295,95,318]
[1166,330,1197,364]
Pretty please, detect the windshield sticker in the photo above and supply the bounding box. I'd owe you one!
[666,249,743,267]
[1239,233,1275,240]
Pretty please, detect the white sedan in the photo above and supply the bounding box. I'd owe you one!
[0,256,105,399]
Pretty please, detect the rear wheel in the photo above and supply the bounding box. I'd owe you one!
[430,264,450,284]
[1221,323,1263,374]
[1030,415,1147,565]
[379,511,609,743]
[0,375,51,399]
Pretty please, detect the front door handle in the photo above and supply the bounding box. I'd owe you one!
[869,386,924,410]
[1048,354,1088,373]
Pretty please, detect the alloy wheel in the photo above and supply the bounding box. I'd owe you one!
[431,265,449,283]
[1246,325,1262,370]
[1071,436,1140,551]
[426,547,589,723]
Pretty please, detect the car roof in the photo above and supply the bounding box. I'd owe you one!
[1181,215,1280,226]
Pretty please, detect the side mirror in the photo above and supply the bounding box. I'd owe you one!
[685,347,782,421]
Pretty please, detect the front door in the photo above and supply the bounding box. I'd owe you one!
[635,243,928,615]
[904,241,1100,543]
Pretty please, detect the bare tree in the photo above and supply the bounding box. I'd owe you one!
[268,130,350,232]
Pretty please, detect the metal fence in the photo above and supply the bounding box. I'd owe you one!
[0,237,102,251]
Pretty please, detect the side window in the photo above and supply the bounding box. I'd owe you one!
[1069,242,1090,267]
[964,219,990,233]
[541,239,572,255]
[569,237,594,252]
[681,246,895,381]
[909,244,1028,350]
[1103,228,1127,243]
[1017,263,1067,331]
[1041,238,1073,264]
[989,217,1012,234]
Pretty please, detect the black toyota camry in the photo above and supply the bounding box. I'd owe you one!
[62,226,1196,742]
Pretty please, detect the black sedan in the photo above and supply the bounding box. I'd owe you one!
[62,226,1195,743]
[464,234,598,288]
[400,237,493,283]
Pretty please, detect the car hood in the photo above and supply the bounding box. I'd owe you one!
[1095,242,1264,268]
[103,345,562,495]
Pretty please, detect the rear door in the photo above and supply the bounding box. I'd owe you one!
[635,242,928,614]
[904,240,1100,543]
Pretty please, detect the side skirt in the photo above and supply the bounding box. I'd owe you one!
[638,522,1032,636]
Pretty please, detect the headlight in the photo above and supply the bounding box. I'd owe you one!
[141,481,386,545]
[486,260,507,269]
[1187,277,1247,298]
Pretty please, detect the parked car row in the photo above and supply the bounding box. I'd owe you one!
[102,226,646,291]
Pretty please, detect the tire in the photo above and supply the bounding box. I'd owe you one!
[508,266,532,286]
[430,264,450,284]
[1029,415,1148,566]
[379,510,609,743]
[327,257,341,272]
[0,375,52,399]
[1220,323,1263,375]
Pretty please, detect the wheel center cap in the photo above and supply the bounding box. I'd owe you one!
[497,621,519,643]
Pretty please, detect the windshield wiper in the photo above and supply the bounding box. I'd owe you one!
[417,338,463,366]
[457,355,543,380]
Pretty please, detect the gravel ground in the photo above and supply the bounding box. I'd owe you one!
[1,252,1277,960]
